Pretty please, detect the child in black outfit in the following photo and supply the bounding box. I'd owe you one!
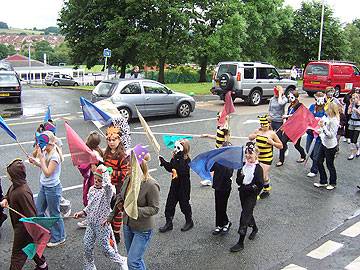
[211,141,234,235]
[230,142,264,252]
[158,139,193,232]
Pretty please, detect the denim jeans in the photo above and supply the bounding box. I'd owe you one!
[36,183,66,243]
[306,136,321,174]
[123,225,153,270]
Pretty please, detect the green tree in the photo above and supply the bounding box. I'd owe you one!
[0,21,9,29]
[190,0,247,82]
[343,19,360,65]
[0,44,9,59]
[33,40,54,63]
[52,42,72,65]
[281,0,345,66]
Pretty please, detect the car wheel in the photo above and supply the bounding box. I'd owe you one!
[118,107,131,122]
[334,86,341,98]
[248,89,262,106]
[177,102,191,118]
[73,82,79,86]
[53,81,59,87]
[307,91,315,97]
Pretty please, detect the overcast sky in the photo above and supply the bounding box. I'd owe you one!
[0,0,358,29]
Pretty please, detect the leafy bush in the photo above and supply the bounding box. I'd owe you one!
[144,66,212,83]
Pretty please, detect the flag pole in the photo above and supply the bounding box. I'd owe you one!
[7,206,27,218]
[16,140,30,158]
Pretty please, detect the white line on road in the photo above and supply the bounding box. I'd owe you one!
[345,255,360,270]
[131,131,248,140]
[306,240,343,260]
[281,264,307,270]
[133,117,217,130]
[8,120,46,126]
[340,221,360,238]
[0,137,67,148]
[32,168,158,198]
[5,113,72,122]
[243,119,260,125]
[0,175,6,179]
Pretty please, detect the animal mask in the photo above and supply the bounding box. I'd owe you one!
[36,133,50,151]
[316,96,325,106]
[174,141,184,154]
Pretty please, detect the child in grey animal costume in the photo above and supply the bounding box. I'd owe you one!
[74,164,128,270]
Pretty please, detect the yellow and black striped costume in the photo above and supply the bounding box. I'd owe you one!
[215,127,226,148]
[255,135,273,165]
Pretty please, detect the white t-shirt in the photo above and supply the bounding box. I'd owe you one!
[40,151,61,187]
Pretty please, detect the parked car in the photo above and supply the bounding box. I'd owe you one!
[210,61,297,106]
[45,73,79,86]
[91,78,196,121]
[0,70,22,103]
[303,60,360,97]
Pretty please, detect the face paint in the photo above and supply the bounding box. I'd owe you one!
[288,93,296,103]
[44,122,56,134]
[316,97,325,106]
[174,141,184,154]
[273,87,279,96]
[36,133,50,151]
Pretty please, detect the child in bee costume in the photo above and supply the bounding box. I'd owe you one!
[158,139,194,232]
[230,142,264,252]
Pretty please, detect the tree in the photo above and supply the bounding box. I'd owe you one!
[0,44,16,59]
[280,0,346,66]
[343,20,360,65]
[52,42,72,65]
[190,0,247,82]
[0,21,9,29]
[33,40,54,63]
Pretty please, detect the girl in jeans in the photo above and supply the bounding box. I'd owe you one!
[29,131,66,247]
[108,151,160,270]
[314,103,340,190]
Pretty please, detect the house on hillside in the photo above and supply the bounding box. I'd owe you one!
[3,54,84,84]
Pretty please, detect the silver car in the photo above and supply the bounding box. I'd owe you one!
[91,78,196,121]
[211,61,297,106]
[45,73,79,86]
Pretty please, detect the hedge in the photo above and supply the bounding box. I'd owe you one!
[144,69,212,83]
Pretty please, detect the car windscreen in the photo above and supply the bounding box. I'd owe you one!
[0,74,19,84]
[305,64,329,76]
[217,64,237,78]
[93,82,116,97]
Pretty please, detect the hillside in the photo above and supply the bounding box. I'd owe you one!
[0,28,45,35]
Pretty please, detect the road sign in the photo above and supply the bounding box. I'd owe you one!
[103,48,111,58]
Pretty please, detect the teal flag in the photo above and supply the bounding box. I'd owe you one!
[22,243,36,259]
[162,135,193,150]
[19,217,60,230]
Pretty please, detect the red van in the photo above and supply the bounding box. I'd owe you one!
[303,61,360,97]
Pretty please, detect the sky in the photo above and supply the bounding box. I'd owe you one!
[0,0,358,29]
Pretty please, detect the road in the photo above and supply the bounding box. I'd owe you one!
[0,86,359,270]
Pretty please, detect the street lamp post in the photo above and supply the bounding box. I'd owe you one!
[28,43,31,84]
[318,0,325,60]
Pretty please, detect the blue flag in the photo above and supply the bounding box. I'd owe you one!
[190,146,243,180]
[43,105,51,122]
[162,135,193,150]
[80,97,112,125]
[0,115,17,140]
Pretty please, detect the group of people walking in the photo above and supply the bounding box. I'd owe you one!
[0,84,359,269]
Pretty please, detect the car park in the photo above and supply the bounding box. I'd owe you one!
[45,73,79,86]
[91,78,196,121]
[210,61,297,106]
[0,70,22,103]
[303,60,360,97]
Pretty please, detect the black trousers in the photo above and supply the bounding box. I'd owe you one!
[214,189,231,227]
[165,184,192,221]
[238,189,257,236]
[317,144,337,186]
[279,135,306,163]
[345,114,351,139]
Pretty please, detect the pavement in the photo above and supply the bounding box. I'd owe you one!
[0,86,359,270]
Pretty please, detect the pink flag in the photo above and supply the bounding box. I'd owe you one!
[281,104,319,143]
[22,221,51,258]
[218,91,235,126]
[64,122,98,166]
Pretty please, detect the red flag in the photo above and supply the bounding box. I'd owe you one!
[22,221,51,258]
[281,104,319,143]
[218,91,235,126]
[64,122,98,166]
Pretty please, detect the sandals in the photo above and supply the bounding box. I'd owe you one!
[276,161,284,167]
[296,158,305,163]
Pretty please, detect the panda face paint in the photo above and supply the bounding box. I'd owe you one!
[174,141,184,154]
[316,96,325,106]
[288,93,296,103]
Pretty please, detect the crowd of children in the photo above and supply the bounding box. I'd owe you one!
[0,85,360,269]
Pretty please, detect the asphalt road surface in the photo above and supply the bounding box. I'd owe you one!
[0,86,359,270]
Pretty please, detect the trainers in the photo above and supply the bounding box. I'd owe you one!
[221,222,232,235]
[119,256,128,270]
[307,172,317,178]
[47,239,65,248]
[230,242,244,252]
[285,149,289,157]
[77,219,87,228]
[326,185,336,190]
[348,155,355,160]
[212,226,222,235]
[343,137,347,142]
[314,183,328,188]
[200,180,212,186]
[347,138,351,144]
[259,192,270,199]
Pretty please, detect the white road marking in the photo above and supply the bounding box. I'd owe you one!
[0,137,67,148]
[0,175,6,178]
[131,131,247,140]
[5,113,72,122]
[8,120,46,126]
[340,221,360,238]
[345,255,360,270]
[32,168,157,198]
[281,264,307,270]
[306,240,343,260]
[243,119,260,125]
[133,117,217,130]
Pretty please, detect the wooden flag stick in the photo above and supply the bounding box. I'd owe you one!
[7,206,27,218]
[16,140,30,158]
